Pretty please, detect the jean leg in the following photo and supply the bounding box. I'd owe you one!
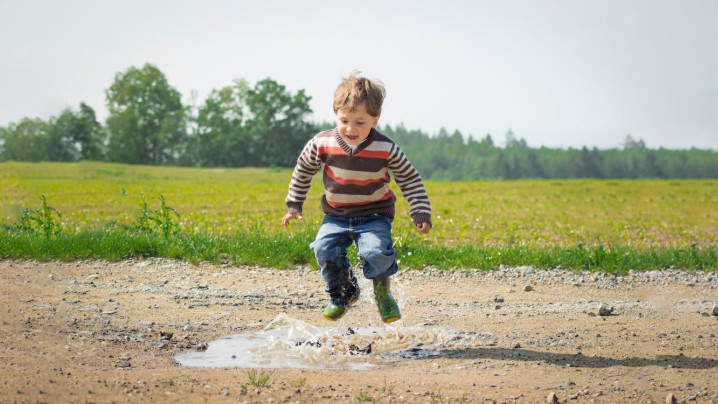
[310,216,354,298]
[355,215,398,279]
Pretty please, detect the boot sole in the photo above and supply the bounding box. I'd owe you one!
[323,292,360,321]
[382,315,401,323]
[323,313,344,321]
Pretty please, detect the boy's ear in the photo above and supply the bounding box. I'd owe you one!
[372,114,380,128]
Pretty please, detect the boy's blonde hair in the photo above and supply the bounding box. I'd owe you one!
[333,71,385,117]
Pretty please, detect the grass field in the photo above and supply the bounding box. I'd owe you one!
[1,161,716,272]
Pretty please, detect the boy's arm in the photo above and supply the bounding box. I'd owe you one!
[387,144,432,228]
[285,136,321,217]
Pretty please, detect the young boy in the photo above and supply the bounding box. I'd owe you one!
[282,72,432,323]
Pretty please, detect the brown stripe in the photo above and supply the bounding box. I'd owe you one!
[321,153,388,172]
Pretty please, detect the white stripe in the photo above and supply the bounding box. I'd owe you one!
[360,140,394,153]
[329,166,389,181]
[326,187,391,204]
[314,136,340,148]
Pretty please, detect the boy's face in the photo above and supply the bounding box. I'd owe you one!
[335,103,379,145]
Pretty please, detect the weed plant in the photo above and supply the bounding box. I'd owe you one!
[135,193,180,238]
[16,195,62,238]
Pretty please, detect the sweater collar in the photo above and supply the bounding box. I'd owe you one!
[335,128,377,156]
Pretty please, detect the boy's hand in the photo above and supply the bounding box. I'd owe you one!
[282,211,303,227]
[416,222,431,234]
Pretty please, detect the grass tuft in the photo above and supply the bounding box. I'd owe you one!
[290,377,307,388]
[247,369,273,387]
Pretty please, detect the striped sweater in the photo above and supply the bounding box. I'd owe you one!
[286,128,432,226]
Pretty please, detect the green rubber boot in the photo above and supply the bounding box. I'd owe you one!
[322,282,360,321]
[373,277,401,323]
[322,302,348,321]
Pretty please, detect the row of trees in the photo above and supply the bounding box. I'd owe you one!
[0,103,104,162]
[1,63,717,179]
[386,127,718,180]
[0,64,317,168]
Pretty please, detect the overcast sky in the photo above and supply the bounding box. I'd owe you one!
[1,0,717,149]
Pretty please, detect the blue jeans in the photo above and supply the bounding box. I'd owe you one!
[310,214,398,298]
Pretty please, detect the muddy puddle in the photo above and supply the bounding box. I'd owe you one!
[175,314,497,369]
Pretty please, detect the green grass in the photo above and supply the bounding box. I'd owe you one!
[1,161,717,273]
[246,370,273,387]
[0,228,316,265]
[0,230,714,274]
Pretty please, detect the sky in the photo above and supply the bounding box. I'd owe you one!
[1,0,717,149]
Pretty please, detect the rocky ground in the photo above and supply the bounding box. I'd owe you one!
[1,259,717,403]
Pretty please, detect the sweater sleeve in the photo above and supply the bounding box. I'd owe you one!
[387,144,432,226]
[285,136,322,214]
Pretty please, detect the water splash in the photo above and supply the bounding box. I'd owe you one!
[175,314,492,369]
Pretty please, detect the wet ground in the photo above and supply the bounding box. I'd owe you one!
[174,313,491,370]
[1,259,717,403]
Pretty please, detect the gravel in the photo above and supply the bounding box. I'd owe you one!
[401,265,718,288]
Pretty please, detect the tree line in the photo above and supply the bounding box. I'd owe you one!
[1,63,716,179]
[384,127,718,180]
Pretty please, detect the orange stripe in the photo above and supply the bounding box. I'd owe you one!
[317,146,347,156]
[326,190,394,208]
[324,166,389,186]
[355,149,390,159]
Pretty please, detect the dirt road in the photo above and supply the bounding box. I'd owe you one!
[1,259,717,403]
